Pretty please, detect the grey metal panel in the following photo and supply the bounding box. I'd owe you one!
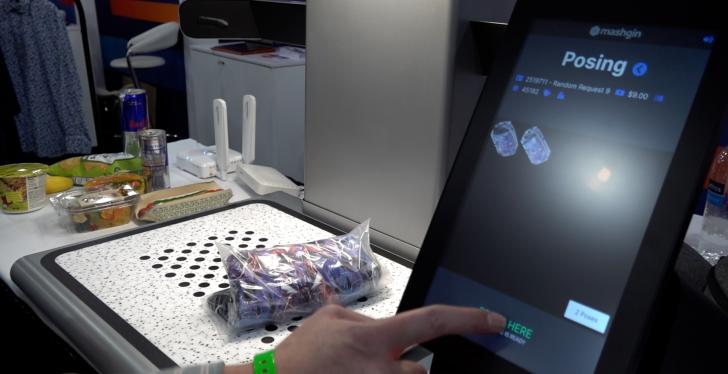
[303,200,420,262]
[305,0,457,252]
[11,253,160,373]
[272,65,306,182]
[305,0,516,257]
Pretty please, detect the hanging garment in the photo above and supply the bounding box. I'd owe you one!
[1,50,24,163]
[0,0,91,158]
[0,50,19,117]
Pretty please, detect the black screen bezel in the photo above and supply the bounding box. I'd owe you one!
[397,0,727,372]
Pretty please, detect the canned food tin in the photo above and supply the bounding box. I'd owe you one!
[0,163,48,214]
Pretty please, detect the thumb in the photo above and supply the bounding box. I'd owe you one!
[396,360,427,374]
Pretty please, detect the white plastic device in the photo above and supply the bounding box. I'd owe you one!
[236,95,302,197]
[176,147,241,179]
[213,98,229,181]
[237,163,301,196]
[242,95,256,165]
[176,98,242,179]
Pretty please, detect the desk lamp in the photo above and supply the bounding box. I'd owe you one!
[110,22,180,88]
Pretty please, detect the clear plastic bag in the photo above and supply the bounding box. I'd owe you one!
[207,219,385,333]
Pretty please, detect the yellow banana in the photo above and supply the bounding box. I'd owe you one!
[46,175,73,194]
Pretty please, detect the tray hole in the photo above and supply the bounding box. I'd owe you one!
[265,324,278,331]
[287,325,298,332]
[204,274,215,279]
[140,256,150,260]
[185,273,195,278]
[218,283,229,288]
[171,264,181,269]
[165,273,176,278]
[152,264,162,269]
[193,291,205,297]
[164,249,174,253]
[179,282,190,287]
[261,336,274,344]
[187,242,196,247]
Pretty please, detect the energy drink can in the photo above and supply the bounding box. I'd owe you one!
[120,88,149,157]
[139,129,169,191]
[120,88,149,132]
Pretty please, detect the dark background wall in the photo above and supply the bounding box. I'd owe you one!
[51,0,189,143]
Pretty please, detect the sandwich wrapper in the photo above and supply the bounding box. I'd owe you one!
[135,181,232,222]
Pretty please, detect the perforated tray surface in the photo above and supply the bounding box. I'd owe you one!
[50,202,412,367]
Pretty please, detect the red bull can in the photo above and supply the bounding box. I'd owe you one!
[120,88,149,132]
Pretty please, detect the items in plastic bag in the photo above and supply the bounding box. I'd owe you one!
[84,173,146,194]
[47,153,142,185]
[208,219,384,333]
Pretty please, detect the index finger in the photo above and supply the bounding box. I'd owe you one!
[374,305,506,349]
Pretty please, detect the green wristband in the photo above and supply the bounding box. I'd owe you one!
[253,350,277,374]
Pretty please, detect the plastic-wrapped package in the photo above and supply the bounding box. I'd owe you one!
[84,173,145,194]
[208,219,384,333]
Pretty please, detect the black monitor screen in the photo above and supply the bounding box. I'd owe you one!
[424,20,714,373]
[251,1,306,46]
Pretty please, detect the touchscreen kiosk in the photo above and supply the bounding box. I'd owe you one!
[398,1,727,373]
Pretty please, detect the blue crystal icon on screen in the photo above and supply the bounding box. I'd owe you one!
[521,126,551,165]
[490,121,518,157]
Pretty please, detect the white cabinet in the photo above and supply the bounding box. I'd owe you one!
[187,46,305,182]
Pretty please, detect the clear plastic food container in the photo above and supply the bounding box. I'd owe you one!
[50,188,140,232]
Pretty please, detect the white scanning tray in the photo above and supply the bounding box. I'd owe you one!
[53,202,411,367]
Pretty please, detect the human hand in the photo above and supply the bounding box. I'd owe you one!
[267,304,506,374]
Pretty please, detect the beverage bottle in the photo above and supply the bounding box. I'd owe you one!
[120,88,149,157]
[702,146,728,244]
